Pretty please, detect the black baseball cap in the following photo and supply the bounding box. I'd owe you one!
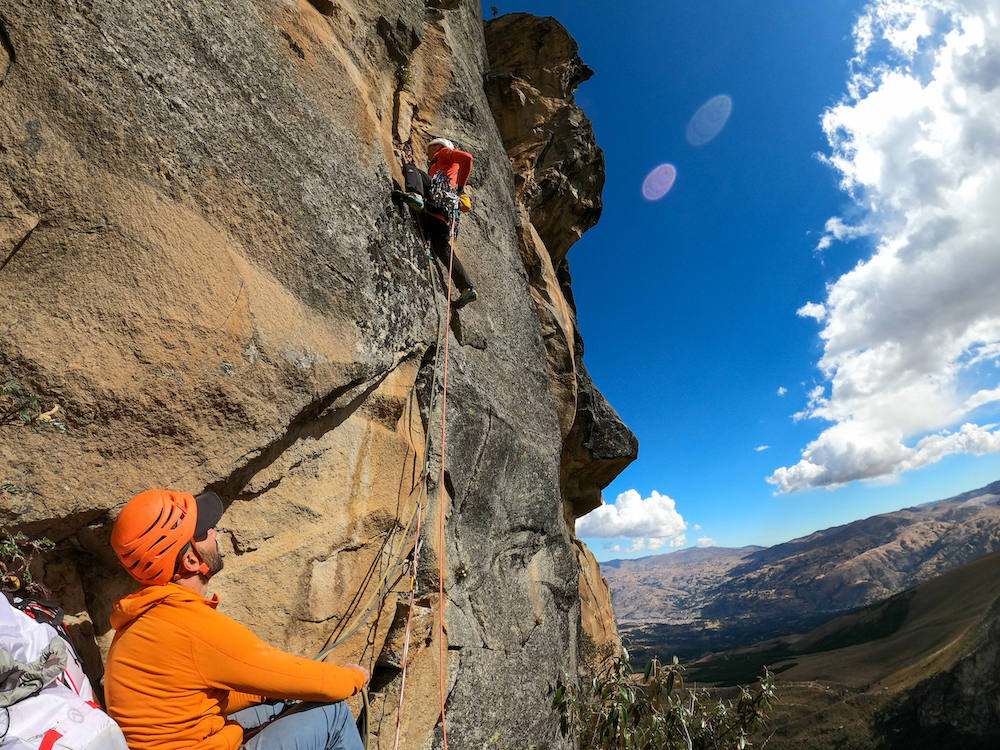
[193,491,224,538]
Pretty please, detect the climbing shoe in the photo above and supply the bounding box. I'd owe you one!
[392,190,424,210]
[454,288,478,309]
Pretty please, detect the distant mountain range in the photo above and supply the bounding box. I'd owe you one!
[694,549,1000,748]
[605,479,1000,663]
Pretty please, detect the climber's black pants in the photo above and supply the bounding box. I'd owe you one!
[402,164,473,292]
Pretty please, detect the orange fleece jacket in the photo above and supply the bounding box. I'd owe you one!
[105,583,366,750]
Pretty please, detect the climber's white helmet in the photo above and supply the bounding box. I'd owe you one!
[427,137,455,152]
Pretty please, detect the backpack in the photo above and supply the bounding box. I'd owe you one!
[1,597,90,701]
[0,687,127,750]
[0,595,127,750]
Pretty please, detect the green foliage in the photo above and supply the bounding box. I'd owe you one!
[0,380,65,597]
[0,528,54,597]
[554,648,776,750]
[0,380,66,432]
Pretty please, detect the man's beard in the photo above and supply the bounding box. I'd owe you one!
[201,548,224,576]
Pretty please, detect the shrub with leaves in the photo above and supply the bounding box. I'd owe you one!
[0,380,66,432]
[0,526,54,597]
[554,648,775,750]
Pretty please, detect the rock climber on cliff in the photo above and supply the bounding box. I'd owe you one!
[393,137,478,308]
[104,489,369,750]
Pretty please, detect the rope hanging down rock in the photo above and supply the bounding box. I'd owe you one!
[435,215,459,750]
[313,178,457,749]
[393,204,457,750]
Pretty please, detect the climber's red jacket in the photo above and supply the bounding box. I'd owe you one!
[104,583,366,750]
[429,146,473,189]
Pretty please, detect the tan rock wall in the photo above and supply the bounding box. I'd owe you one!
[0,1,632,745]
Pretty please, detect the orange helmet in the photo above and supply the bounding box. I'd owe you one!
[111,489,197,586]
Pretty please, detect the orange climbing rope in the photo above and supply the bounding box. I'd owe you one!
[391,191,459,750]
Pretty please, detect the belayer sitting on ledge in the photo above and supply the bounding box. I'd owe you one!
[394,137,479,309]
[104,489,369,750]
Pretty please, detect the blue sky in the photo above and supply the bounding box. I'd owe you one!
[482,0,1000,559]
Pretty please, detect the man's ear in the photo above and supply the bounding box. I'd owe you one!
[176,544,201,576]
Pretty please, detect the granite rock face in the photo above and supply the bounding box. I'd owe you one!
[0,1,631,746]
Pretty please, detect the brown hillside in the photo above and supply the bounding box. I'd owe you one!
[693,551,1000,748]
[611,479,1000,662]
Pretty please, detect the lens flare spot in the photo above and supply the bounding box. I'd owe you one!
[686,94,733,146]
[641,163,677,200]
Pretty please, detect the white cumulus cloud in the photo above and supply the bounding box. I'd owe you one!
[771,0,1000,493]
[816,216,869,251]
[755,445,770,452]
[577,490,688,551]
[797,302,828,322]
[697,537,717,548]
[778,386,788,396]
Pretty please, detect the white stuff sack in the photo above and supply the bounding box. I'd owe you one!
[0,598,92,701]
[0,596,127,749]
[0,685,128,750]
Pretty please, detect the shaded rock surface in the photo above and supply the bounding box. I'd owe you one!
[875,594,1000,749]
[0,2,632,747]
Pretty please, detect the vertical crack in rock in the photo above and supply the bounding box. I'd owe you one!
[413,341,439,435]
[391,67,420,148]
[0,18,14,87]
[377,15,422,68]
